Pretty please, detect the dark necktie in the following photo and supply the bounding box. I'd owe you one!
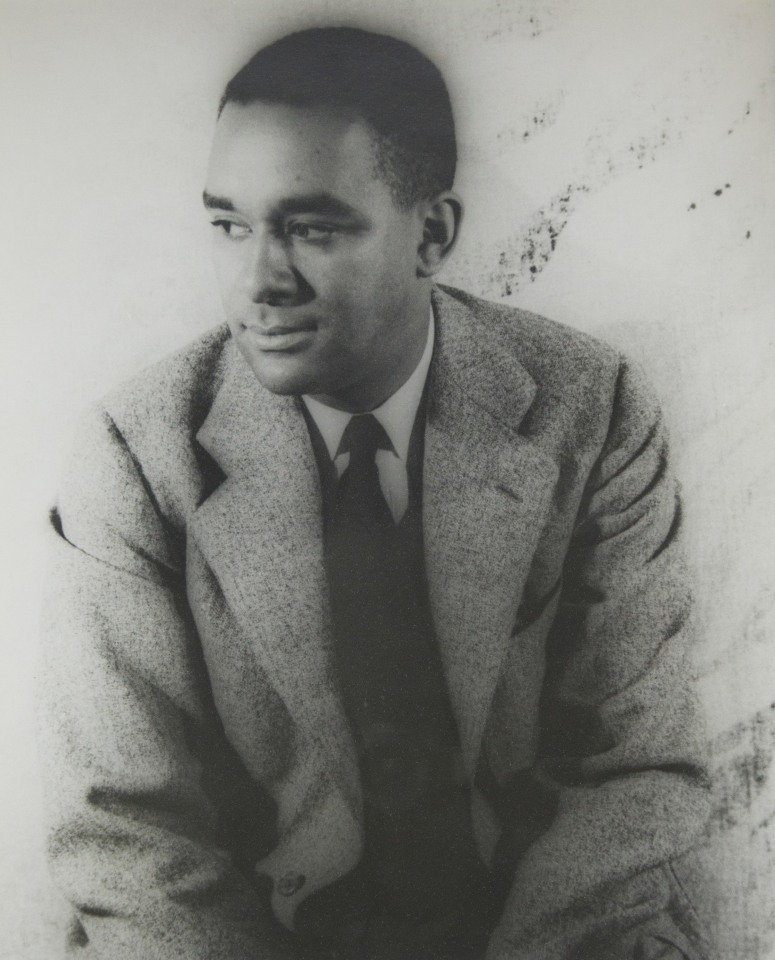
[325,415,397,721]
[334,413,395,531]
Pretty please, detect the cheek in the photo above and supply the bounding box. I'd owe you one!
[300,256,370,316]
[322,237,415,306]
[375,232,419,296]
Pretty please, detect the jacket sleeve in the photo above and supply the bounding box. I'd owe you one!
[37,408,300,960]
[486,360,712,960]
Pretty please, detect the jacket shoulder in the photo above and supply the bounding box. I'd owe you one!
[100,323,232,439]
[435,285,663,474]
[437,283,621,389]
[62,324,232,539]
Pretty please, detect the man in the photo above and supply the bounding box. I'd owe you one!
[39,26,711,960]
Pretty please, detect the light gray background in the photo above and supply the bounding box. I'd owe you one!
[1,0,773,957]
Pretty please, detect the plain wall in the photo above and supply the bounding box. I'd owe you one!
[1,0,773,956]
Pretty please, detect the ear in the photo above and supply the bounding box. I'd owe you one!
[416,191,464,278]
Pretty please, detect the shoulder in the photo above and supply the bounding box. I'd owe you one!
[436,283,621,389]
[434,284,633,441]
[434,284,666,477]
[99,323,232,441]
[62,324,233,535]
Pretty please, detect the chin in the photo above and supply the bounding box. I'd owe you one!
[246,355,320,398]
[253,369,312,397]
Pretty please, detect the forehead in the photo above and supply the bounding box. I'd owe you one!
[206,101,384,205]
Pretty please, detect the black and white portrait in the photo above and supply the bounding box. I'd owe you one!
[1,2,773,958]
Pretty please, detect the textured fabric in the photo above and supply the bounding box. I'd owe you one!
[38,284,713,960]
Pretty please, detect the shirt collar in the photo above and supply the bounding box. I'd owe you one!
[302,311,434,465]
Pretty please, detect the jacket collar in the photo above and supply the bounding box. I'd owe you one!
[192,285,557,799]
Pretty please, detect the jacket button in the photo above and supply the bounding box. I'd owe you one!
[276,871,306,897]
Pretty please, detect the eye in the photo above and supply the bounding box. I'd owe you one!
[286,221,337,242]
[210,219,251,239]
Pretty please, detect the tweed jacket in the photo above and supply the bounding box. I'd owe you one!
[39,284,711,960]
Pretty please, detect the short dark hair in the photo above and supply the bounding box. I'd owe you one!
[219,27,457,207]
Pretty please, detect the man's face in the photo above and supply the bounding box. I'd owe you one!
[204,101,430,412]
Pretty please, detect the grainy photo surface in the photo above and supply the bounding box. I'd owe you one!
[1,2,774,959]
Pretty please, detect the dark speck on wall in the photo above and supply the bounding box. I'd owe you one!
[746,231,751,239]
[688,203,697,211]
[710,704,775,832]
[489,182,590,294]
[714,189,723,196]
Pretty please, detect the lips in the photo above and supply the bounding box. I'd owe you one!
[239,320,317,350]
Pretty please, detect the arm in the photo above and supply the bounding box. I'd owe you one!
[38,409,298,960]
[486,361,712,960]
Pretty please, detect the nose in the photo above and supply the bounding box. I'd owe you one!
[242,229,298,306]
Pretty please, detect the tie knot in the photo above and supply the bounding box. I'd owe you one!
[338,414,393,466]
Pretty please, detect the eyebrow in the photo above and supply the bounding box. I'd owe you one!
[202,191,235,211]
[277,194,365,221]
[202,190,368,224]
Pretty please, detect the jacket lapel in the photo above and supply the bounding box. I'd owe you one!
[191,343,361,818]
[424,288,559,780]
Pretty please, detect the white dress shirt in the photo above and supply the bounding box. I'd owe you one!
[302,315,434,524]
